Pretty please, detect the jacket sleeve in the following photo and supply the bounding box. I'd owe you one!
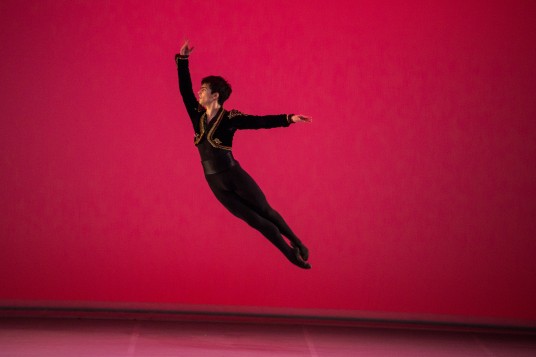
[228,110,293,130]
[175,55,200,124]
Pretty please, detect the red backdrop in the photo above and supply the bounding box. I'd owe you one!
[1,0,535,324]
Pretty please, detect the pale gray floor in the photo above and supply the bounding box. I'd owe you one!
[0,317,535,356]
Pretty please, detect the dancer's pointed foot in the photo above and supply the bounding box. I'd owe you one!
[292,241,309,261]
[293,246,311,269]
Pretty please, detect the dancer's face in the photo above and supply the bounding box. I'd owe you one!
[198,84,218,107]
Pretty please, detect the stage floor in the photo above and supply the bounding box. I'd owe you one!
[1,317,535,356]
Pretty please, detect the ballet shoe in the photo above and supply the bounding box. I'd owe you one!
[300,260,311,269]
[293,246,311,269]
[292,241,309,261]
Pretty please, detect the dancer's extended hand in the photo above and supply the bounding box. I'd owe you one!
[291,115,312,123]
[180,39,194,56]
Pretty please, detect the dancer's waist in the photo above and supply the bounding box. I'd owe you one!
[201,152,237,175]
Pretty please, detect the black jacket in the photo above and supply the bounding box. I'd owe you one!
[175,55,293,151]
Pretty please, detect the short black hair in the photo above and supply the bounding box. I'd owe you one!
[201,76,232,105]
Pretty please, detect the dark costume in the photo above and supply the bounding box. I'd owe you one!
[175,54,309,268]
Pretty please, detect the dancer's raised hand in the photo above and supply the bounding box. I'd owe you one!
[180,39,194,57]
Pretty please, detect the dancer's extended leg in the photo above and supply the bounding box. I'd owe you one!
[210,187,310,269]
[229,167,310,260]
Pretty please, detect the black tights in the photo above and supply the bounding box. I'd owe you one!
[205,163,303,266]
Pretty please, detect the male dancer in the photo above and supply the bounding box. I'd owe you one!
[175,40,311,269]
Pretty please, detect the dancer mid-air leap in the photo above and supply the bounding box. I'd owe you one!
[175,40,311,269]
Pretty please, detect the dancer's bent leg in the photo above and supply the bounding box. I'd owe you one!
[207,181,309,269]
[229,167,309,260]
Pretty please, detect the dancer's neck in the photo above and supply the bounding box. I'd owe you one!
[205,103,221,123]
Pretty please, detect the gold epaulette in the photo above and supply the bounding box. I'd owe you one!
[228,109,244,119]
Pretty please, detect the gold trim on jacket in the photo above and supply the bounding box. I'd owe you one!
[194,109,232,151]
